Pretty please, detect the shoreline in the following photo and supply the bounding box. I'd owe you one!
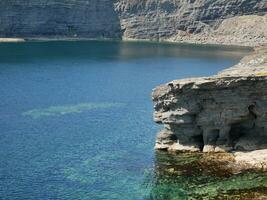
[0,38,25,42]
[122,37,256,49]
[0,37,255,50]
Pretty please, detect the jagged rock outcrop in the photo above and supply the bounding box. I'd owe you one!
[0,0,266,46]
[152,47,267,169]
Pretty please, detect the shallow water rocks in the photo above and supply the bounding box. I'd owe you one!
[152,46,267,170]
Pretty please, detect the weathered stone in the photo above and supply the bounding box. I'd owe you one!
[0,0,122,39]
[166,14,267,47]
[152,46,267,170]
[0,1,266,46]
[155,129,177,150]
[115,0,267,44]
[234,149,267,170]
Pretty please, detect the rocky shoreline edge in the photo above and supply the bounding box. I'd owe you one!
[152,46,267,171]
[0,35,264,49]
[0,38,25,42]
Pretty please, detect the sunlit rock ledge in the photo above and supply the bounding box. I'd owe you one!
[0,38,25,42]
[152,46,267,170]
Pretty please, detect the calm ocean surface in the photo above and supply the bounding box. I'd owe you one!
[1,41,265,200]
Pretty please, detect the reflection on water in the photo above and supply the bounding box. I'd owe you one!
[148,151,267,200]
[0,41,251,64]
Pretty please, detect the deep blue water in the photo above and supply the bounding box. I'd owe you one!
[0,41,252,199]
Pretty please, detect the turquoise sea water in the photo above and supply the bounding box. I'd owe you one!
[0,41,265,199]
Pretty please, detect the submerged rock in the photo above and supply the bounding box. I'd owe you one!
[151,151,267,199]
[152,46,267,170]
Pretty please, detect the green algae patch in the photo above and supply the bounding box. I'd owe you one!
[150,151,267,200]
[22,103,124,119]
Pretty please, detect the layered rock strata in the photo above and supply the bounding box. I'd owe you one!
[0,0,122,38]
[115,0,267,47]
[152,47,267,169]
[0,0,266,46]
[165,14,267,47]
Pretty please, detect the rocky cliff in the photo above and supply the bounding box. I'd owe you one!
[152,47,267,169]
[0,0,266,46]
[116,0,266,39]
[0,0,122,38]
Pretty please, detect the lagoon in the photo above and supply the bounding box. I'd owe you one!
[1,41,265,199]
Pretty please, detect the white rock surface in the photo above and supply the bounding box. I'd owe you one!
[152,46,267,170]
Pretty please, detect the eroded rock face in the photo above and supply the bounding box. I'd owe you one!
[115,0,266,39]
[152,47,267,169]
[166,14,267,47]
[0,0,122,38]
[0,0,266,46]
[115,0,267,46]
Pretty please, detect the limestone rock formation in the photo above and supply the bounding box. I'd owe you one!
[0,0,266,46]
[0,0,122,38]
[166,14,267,47]
[116,0,266,38]
[152,47,267,169]
[115,0,267,46]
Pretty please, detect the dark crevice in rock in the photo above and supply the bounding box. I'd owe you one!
[248,104,257,119]
[192,134,204,151]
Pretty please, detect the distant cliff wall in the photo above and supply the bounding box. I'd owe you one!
[0,0,266,46]
[0,0,122,38]
[115,0,267,39]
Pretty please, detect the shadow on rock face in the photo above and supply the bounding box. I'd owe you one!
[0,0,123,38]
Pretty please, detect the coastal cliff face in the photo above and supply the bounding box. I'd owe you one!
[152,47,267,169]
[116,0,266,38]
[0,0,122,38]
[115,0,267,46]
[0,0,266,46]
